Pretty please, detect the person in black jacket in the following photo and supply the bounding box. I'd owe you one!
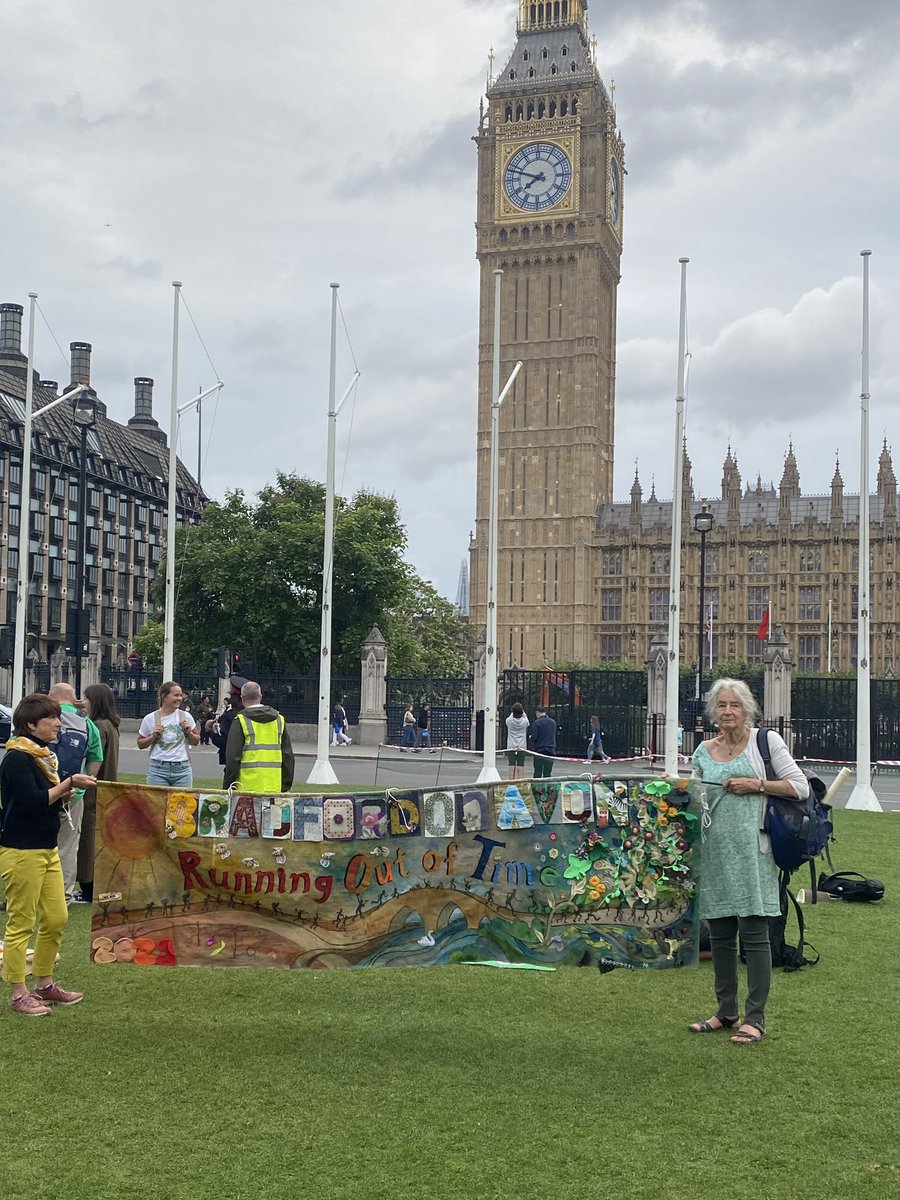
[0,693,94,1017]
[208,686,244,781]
[529,706,558,778]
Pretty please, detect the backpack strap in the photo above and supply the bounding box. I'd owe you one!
[756,727,776,780]
[779,872,819,970]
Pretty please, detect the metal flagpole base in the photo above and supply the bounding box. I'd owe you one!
[845,783,883,812]
[307,758,339,785]
[475,762,502,785]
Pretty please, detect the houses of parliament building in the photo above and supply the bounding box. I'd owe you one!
[469,1,894,675]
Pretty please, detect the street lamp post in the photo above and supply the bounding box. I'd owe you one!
[693,500,714,735]
[72,393,98,696]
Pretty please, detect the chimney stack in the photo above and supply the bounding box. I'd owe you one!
[70,341,92,388]
[0,302,27,380]
[127,376,167,446]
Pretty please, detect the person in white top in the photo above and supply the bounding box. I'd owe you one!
[137,682,200,788]
[505,703,530,781]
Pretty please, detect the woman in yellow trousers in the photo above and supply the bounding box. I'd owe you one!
[0,693,95,1017]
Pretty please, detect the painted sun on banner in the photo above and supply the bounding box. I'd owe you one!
[89,777,701,971]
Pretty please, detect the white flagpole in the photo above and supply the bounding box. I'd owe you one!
[162,281,181,682]
[477,269,523,785]
[665,258,689,776]
[12,293,39,704]
[847,251,881,810]
[308,284,343,786]
[707,601,713,671]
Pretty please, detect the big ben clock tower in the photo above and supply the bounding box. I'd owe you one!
[470,0,624,668]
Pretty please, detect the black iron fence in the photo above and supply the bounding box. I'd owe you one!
[500,668,648,758]
[102,669,360,725]
[385,675,473,748]
[791,675,900,761]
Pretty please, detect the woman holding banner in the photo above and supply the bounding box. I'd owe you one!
[0,694,94,1016]
[137,681,200,788]
[688,678,808,1045]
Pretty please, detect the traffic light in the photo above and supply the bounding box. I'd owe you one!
[0,626,14,666]
[231,649,243,672]
[212,646,228,677]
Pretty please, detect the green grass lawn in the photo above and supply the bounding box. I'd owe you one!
[2,810,899,1200]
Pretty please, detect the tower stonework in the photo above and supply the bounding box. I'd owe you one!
[470,0,623,668]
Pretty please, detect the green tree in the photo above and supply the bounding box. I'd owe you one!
[132,617,164,671]
[158,473,458,674]
[381,576,474,676]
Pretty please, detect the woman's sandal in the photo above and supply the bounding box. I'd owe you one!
[688,1014,740,1034]
[730,1023,765,1045]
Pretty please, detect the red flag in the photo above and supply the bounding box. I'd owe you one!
[756,608,770,641]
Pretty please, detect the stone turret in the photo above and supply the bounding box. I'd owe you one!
[877,438,896,519]
[831,457,844,523]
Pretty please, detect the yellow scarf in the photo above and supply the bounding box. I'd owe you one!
[5,736,60,785]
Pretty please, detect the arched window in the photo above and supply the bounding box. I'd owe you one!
[537,99,545,118]
[566,222,575,238]
[572,94,578,113]
[560,99,568,116]
[505,105,513,122]
[551,65,558,75]
[515,102,524,121]
[523,51,529,62]
[561,44,568,57]
[499,229,509,244]
[509,70,516,80]
[542,48,549,59]
[528,67,535,78]
[522,227,531,242]
[549,99,557,117]
[527,101,535,119]
[571,62,578,72]
[544,224,552,240]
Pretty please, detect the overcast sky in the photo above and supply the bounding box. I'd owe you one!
[4,0,900,600]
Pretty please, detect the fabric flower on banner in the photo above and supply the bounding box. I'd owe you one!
[644,780,671,798]
[564,853,593,881]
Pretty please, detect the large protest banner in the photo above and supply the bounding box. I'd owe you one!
[89,776,700,971]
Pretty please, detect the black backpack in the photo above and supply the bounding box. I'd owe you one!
[757,728,834,894]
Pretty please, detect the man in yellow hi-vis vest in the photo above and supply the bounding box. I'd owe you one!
[223,682,295,793]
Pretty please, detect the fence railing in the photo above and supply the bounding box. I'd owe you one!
[101,669,360,724]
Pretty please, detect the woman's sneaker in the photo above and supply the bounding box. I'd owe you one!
[11,992,52,1017]
[32,982,84,1006]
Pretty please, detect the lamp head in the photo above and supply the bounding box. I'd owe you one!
[693,501,714,535]
[72,393,98,429]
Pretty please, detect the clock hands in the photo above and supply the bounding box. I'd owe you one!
[509,167,547,188]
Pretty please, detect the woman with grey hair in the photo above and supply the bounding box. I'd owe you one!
[688,677,809,1045]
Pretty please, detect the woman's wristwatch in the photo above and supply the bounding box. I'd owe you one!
[758,779,765,793]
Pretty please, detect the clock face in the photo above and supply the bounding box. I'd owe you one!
[504,142,572,212]
[609,157,621,226]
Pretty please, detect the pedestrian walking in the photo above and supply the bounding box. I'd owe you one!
[332,700,352,746]
[400,704,416,750]
[587,714,610,763]
[138,682,199,788]
[414,702,433,752]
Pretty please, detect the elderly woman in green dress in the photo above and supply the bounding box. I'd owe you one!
[689,678,809,1045]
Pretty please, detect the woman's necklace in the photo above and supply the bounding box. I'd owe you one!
[718,736,746,760]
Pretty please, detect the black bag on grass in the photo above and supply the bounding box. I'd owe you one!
[818,871,885,902]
